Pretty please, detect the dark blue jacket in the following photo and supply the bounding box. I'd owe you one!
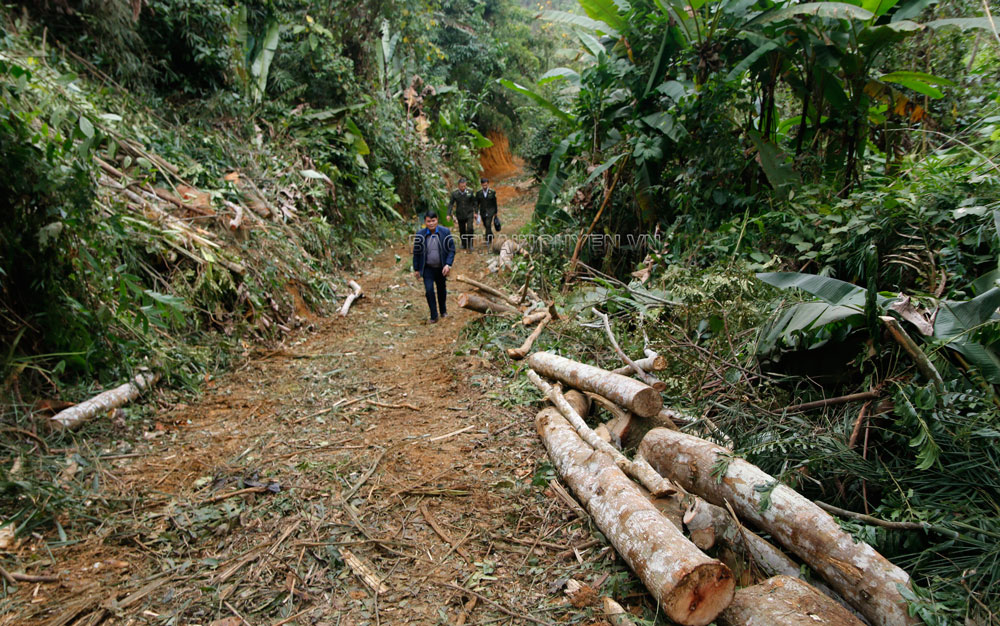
[413,226,456,275]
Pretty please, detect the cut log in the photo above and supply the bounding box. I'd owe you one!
[454,275,519,307]
[536,408,734,626]
[339,280,363,317]
[593,308,666,391]
[611,353,667,376]
[507,314,551,360]
[718,576,865,626]
[638,428,918,626]
[528,352,662,418]
[457,292,518,315]
[226,201,244,231]
[522,310,549,326]
[528,371,675,498]
[52,370,160,430]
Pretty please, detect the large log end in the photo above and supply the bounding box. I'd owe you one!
[661,561,735,626]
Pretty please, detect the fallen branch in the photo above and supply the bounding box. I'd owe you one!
[593,308,665,391]
[522,310,549,326]
[202,486,268,504]
[454,274,519,306]
[815,501,955,536]
[342,549,389,594]
[881,315,944,391]
[420,503,472,563]
[639,428,918,626]
[51,370,160,430]
[434,581,553,626]
[528,352,662,418]
[507,313,551,360]
[786,391,880,413]
[457,292,518,315]
[339,280,364,317]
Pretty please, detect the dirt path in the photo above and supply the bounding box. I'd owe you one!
[7,175,622,625]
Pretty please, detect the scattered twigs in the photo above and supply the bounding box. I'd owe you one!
[0,427,49,453]
[433,581,554,626]
[507,313,552,360]
[340,449,387,503]
[340,280,364,317]
[847,401,871,449]
[881,315,944,391]
[455,274,519,307]
[0,563,18,586]
[785,390,880,413]
[592,308,665,391]
[51,370,160,429]
[419,503,472,563]
[528,371,675,498]
[367,400,420,411]
[202,486,268,504]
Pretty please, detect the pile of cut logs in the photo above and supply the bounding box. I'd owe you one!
[455,274,555,359]
[526,350,921,626]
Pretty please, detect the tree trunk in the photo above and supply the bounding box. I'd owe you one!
[339,280,363,317]
[507,314,551,360]
[51,371,160,430]
[457,292,518,315]
[718,576,865,626]
[528,352,662,418]
[536,408,734,626]
[638,428,918,626]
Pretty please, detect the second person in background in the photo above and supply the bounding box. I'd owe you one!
[476,177,498,248]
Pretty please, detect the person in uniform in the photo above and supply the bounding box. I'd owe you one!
[476,177,499,248]
[448,177,476,252]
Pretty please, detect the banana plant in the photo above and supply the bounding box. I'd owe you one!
[234,7,280,104]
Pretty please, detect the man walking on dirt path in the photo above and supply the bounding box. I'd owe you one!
[413,211,456,323]
[448,177,476,252]
[476,176,499,248]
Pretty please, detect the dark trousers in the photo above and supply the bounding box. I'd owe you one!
[422,266,447,320]
[482,212,496,246]
[457,215,475,250]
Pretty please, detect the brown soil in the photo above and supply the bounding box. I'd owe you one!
[3,173,632,625]
[479,133,523,181]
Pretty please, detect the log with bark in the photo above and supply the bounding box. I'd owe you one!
[610,353,667,376]
[638,428,918,626]
[507,314,551,360]
[529,371,675,498]
[51,370,160,430]
[454,275,519,307]
[536,407,734,625]
[457,292,518,315]
[717,576,865,626]
[528,352,662,418]
[339,280,364,317]
[522,310,549,326]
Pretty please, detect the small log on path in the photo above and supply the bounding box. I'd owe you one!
[536,408,734,626]
[528,352,662,418]
[455,274,519,307]
[639,428,918,626]
[457,292,518,315]
[529,370,674,498]
[339,280,363,317]
[610,353,667,376]
[508,314,551,360]
[718,576,865,626]
[51,370,160,430]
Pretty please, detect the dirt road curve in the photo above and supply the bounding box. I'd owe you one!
[6,175,625,626]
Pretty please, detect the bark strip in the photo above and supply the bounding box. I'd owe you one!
[528,352,662,418]
[536,408,734,626]
[638,428,918,626]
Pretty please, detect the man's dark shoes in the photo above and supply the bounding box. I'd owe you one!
[429,317,439,324]
[441,313,448,318]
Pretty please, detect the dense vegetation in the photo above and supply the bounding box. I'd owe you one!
[487,0,1000,621]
